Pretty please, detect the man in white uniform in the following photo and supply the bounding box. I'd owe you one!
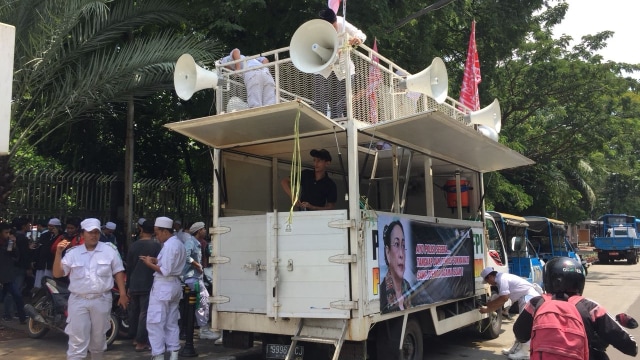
[221,48,276,108]
[141,216,186,360]
[478,267,541,360]
[313,7,366,118]
[53,218,128,360]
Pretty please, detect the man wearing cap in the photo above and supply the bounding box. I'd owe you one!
[126,220,161,352]
[183,221,219,340]
[478,266,541,358]
[220,48,276,108]
[281,149,338,211]
[140,217,186,360]
[53,218,128,360]
[33,217,63,287]
[100,221,117,245]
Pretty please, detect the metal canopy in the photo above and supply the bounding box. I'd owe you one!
[359,110,534,173]
[164,101,345,149]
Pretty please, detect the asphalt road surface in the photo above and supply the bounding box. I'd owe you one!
[423,261,640,360]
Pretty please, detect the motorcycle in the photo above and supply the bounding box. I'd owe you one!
[579,254,590,276]
[24,276,121,346]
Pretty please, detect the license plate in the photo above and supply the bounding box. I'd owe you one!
[266,344,304,359]
[609,252,618,256]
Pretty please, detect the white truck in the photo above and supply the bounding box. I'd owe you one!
[167,21,533,360]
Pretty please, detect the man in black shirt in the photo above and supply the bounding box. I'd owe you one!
[281,149,338,210]
[126,220,161,352]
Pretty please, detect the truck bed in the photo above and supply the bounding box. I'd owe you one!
[594,237,640,250]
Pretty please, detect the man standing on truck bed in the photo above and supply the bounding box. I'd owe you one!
[281,149,338,211]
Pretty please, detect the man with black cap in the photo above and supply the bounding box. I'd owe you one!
[281,149,338,211]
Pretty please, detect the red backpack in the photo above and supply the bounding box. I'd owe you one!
[531,294,589,360]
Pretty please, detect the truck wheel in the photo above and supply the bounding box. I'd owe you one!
[597,253,608,264]
[401,319,423,360]
[480,304,502,339]
[375,318,423,360]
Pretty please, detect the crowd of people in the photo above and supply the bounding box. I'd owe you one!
[0,215,219,360]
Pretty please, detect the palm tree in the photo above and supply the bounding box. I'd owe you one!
[1,0,220,157]
[0,0,221,226]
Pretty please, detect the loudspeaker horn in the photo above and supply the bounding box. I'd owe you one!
[290,19,339,74]
[174,54,219,100]
[478,125,499,142]
[398,57,449,104]
[464,98,501,134]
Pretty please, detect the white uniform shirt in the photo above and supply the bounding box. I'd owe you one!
[61,242,124,295]
[156,235,186,278]
[221,53,270,81]
[496,272,540,302]
[318,16,367,80]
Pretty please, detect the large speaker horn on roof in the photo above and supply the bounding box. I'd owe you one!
[174,53,219,100]
[464,98,502,137]
[290,19,339,74]
[398,57,449,104]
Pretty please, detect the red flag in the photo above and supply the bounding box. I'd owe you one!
[368,38,381,123]
[328,0,341,14]
[459,20,481,111]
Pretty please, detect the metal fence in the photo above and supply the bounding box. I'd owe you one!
[2,169,212,227]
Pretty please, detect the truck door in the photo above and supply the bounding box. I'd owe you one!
[267,210,351,319]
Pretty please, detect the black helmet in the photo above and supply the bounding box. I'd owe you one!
[543,257,586,296]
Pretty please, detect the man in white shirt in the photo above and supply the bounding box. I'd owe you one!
[53,218,128,360]
[313,7,366,118]
[221,48,276,108]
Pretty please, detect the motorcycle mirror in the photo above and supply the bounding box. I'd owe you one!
[616,313,639,329]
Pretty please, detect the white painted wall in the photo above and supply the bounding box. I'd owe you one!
[0,23,15,155]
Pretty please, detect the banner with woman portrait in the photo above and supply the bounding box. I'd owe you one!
[378,214,474,313]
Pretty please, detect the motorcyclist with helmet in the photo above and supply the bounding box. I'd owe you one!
[513,256,638,360]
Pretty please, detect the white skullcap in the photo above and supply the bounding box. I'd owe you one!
[155,216,173,229]
[137,217,146,226]
[81,218,101,232]
[189,221,205,234]
[48,218,62,226]
[105,221,116,230]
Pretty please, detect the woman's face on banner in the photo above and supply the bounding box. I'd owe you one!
[386,224,406,281]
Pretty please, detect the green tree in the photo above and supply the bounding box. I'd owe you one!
[2,0,221,168]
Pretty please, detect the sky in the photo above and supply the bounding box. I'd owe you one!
[552,0,637,66]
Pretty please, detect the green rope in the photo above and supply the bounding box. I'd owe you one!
[287,108,302,225]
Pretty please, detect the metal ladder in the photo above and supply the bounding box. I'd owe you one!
[285,318,348,360]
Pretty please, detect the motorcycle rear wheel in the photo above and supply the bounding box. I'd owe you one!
[106,313,119,346]
[27,297,51,339]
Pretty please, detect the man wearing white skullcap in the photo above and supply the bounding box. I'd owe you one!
[53,218,128,360]
[100,221,117,245]
[182,221,219,340]
[140,217,186,360]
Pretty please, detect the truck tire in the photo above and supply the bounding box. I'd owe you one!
[375,318,423,360]
[480,304,502,339]
[597,253,608,264]
[401,319,424,360]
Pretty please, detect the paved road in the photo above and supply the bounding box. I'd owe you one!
[423,261,640,360]
[2,262,638,360]
[0,321,260,360]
